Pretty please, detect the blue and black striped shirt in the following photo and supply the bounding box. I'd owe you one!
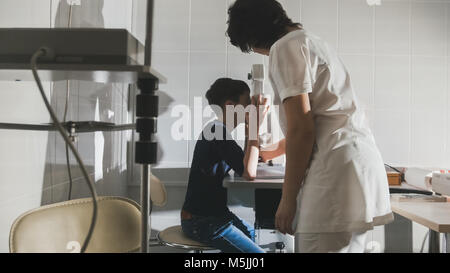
[182,120,244,217]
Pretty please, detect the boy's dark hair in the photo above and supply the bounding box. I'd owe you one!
[206,78,250,109]
[227,0,301,53]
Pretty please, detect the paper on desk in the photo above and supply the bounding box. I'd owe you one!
[256,164,285,179]
[404,167,433,190]
[390,193,446,202]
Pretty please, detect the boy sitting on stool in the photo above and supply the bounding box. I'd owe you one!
[181,78,267,253]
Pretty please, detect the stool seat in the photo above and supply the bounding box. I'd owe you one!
[157,225,214,251]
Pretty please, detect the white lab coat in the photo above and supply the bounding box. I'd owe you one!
[269,29,394,233]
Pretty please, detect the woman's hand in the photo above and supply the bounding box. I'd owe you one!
[259,151,270,163]
[274,93,315,236]
[259,138,286,162]
[275,197,297,235]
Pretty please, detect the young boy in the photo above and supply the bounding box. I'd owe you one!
[181,78,266,253]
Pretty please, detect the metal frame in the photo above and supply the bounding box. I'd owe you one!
[0,121,135,133]
[141,165,151,252]
[429,230,441,253]
[445,233,450,253]
[139,0,155,253]
[430,231,450,253]
[144,0,154,66]
[156,230,214,253]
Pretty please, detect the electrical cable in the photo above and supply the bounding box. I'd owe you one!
[384,163,402,175]
[65,139,73,200]
[68,3,74,28]
[65,3,74,200]
[31,48,98,253]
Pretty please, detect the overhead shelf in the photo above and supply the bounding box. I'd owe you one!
[0,62,166,84]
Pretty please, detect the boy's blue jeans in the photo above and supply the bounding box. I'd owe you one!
[181,211,265,253]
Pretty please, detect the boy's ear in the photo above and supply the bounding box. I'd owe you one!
[224,100,235,108]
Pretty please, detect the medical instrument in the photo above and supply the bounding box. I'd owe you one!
[248,64,264,95]
[0,28,144,66]
[248,64,273,148]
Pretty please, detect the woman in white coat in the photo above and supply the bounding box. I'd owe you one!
[227,0,393,253]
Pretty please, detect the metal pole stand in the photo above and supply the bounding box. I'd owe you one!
[135,77,159,253]
[429,229,440,253]
[444,233,450,253]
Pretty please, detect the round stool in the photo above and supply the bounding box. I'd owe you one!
[157,225,215,253]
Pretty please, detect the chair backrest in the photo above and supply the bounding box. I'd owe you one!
[151,174,167,207]
[9,196,141,253]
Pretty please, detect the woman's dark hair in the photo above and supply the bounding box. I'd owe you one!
[227,0,301,53]
[206,78,250,109]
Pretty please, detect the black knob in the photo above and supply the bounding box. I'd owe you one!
[275,242,285,250]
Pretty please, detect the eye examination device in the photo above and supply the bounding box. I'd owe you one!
[248,64,273,146]
[248,64,265,95]
[0,28,144,65]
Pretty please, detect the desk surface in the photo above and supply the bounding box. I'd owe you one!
[223,174,283,189]
[225,169,450,233]
[223,165,284,189]
[391,200,450,233]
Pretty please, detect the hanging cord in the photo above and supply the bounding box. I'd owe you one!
[65,139,73,199]
[68,3,74,28]
[31,48,98,253]
[65,3,74,200]
[420,231,429,253]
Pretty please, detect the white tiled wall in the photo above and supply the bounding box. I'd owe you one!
[412,2,447,57]
[150,0,449,252]
[339,0,374,55]
[375,1,410,56]
[151,0,450,170]
[301,0,338,49]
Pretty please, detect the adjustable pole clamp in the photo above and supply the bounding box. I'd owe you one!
[135,78,159,164]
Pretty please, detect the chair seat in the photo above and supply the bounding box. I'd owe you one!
[157,225,214,251]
